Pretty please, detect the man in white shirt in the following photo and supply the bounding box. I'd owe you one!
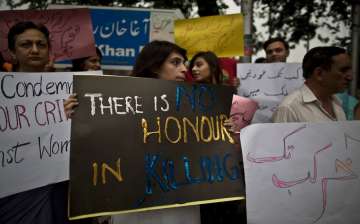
[272,46,352,123]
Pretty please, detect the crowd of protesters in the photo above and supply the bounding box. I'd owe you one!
[0,12,358,224]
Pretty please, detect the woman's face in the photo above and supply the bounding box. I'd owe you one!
[157,52,187,81]
[12,28,49,72]
[83,55,101,71]
[191,56,211,83]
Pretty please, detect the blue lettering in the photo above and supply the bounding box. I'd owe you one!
[182,156,201,184]
[223,153,241,180]
[161,159,177,190]
[200,156,215,183]
[176,85,196,112]
[198,85,216,112]
[175,85,216,112]
[143,153,241,197]
[145,154,169,194]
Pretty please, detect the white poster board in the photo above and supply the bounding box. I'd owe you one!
[0,71,103,198]
[150,11,175,42]
[240,121,360,224]
[237,63,304,123]
[0,72,73,198]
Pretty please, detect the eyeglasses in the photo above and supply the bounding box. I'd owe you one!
[168,57,186,68]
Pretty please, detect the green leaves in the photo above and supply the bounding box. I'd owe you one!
[254,0,351,52]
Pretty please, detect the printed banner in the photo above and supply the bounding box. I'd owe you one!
[175,14,244,58]
[91,8,150,66]
[70,76,245,219]
[0,9,95,62]
[0,72,72,198]
[237,63,304,123]
[240,121,360,224]
[49,5,181,69]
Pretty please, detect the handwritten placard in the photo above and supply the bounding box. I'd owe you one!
[237,63,304,123]
[0,8,95,62]
[150,11,175,42]
[175,14,244,58]
[69,76,244,219]
[240,121,360,224]
[0,72,72,198]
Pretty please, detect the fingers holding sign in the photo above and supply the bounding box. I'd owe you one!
[64,93,78,119]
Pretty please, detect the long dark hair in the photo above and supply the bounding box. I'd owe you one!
[189,51,223,84]
[71,47,102,71]
[0,53,6,72]
[132,40,187,78]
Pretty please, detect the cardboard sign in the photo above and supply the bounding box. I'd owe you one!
[237,63,304,123]
[240,121,360,224]
[175,14,244,58]
[0,72,72,198]
[0,8,95,62]
[70,76,245,219]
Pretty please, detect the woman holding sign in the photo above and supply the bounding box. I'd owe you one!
[0,21,69,224]
[63,40,199,223]
[189,51,246,132]
[189,51,247,224]
[103,41,199,224]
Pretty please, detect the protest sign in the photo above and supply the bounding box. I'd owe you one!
[175,14,244,58]
[69,76,244,219]
[0,9,95,62]
[49,5,182,69]
[0,72,72,198]
[237,63,304,123]
[240,121,360,224]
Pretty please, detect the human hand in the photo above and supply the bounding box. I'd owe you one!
[64,93,78,119]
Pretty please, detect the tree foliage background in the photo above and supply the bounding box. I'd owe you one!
[2,0,352,53]
[252,0,352,52]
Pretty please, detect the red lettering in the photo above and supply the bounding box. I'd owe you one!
[0,105,30,132]
[34,102,46,126]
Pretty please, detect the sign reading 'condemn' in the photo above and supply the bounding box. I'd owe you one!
[69,76,245,219]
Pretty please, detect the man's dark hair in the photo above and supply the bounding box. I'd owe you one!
[254,57,266,63]
[263,37,289,51]
[302,46,347,79]
[132,40,187,78]
[8,21,50,51]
